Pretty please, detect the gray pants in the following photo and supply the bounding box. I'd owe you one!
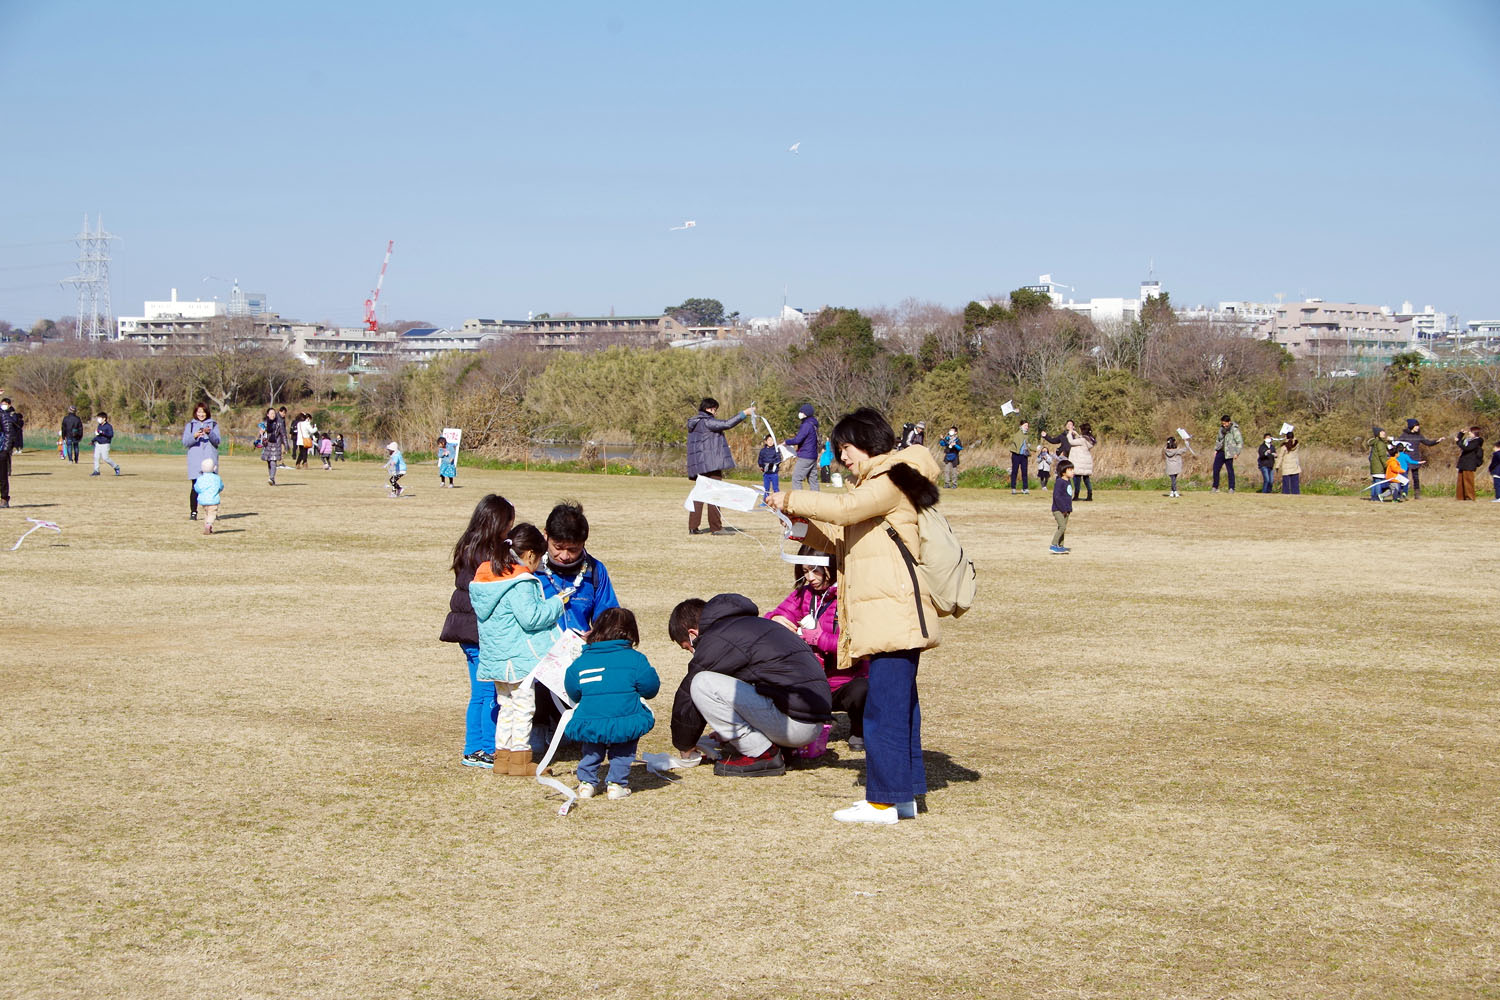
[93,443,119,473]
[943,458,958,488]
[791,457,819,491]
[690,671,822,757]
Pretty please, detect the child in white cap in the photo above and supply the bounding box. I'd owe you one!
[384,442,406,497]
[193,458,223,534]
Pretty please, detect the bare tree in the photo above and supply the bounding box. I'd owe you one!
[7,356,75,422]
[1142,321,1282,397]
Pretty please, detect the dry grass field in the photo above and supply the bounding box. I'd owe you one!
[2,450,1497,1000]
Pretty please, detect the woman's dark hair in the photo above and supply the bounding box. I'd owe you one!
[668,598,707,645]
[699,397,719,412]
[1284,435,1298,450]
[1080,422,1094,441]
[588,607,639,646]
[265,406,277,418]
[792,545,838,586]
[830,406,939,510]
[451,494,516,572]
[499,522,546,570]
[545,500,589,543]
[193,402,210,419]
[830,407,897,460]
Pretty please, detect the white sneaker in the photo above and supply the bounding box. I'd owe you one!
[606,783,631,800]
[834,800,899,825]
[576,783,597,799]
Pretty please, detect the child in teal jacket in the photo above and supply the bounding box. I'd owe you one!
[564,608,660,799]
[471,523,567,774]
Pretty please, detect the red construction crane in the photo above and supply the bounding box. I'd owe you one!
[364,240,394,332]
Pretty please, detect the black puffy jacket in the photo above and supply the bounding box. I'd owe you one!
[670,593,832,750]
[439,559,480,645]
[0,408,20,451]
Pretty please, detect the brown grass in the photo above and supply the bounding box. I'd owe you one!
[1,451,1497,999]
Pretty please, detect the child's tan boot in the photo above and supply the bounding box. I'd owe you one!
[492,749,513,773]
[508,749,536,776]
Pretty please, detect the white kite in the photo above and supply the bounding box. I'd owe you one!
[1176,427,1191,440]
[11,518,62,551]
[1001,400,1017,417]
[1280,422,1295,436]
[788,141,801,154]
[669,220,697,231]
[682,476,762,513]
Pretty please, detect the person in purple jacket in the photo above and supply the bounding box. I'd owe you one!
[783,403,820,492]
[181,402,221,521]
[764,550,865,756]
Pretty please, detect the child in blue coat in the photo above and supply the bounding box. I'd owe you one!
[472,522,568,775]
[437,436,457,488]
[564,607,660,800]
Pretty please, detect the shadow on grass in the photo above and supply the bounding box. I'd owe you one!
[7,503,59,509]
[207,528,246,534]
[13,471,53,476]
[218,512,258,520]
[808,748,982,790]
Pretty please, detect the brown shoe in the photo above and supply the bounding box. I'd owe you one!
[491,749,513,773]
[507,749,537,776]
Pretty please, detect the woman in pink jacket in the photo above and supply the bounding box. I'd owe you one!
[765,551,867,757]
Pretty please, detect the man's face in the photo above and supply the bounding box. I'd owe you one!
[547,538,584,566]
[1221,420,1231,428]
[677,629,697,652]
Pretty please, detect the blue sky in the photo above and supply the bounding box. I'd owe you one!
[2,0,1497,329]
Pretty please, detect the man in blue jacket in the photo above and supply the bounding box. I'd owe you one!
[668,594,832,777]
[783,403,820,492]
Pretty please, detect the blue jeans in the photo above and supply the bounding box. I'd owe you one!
[1259,466,1273,493]
[461,642,497,755]
[762,472,779,494]
[577,739,638,788]
[864,650,926,804]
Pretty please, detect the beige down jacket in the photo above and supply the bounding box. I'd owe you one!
[1274,443,1301,476]
[781,445,942,672]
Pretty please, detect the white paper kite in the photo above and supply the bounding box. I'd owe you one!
[683,476,762,513]
[1177,427,1192,440]
[669,220,697,231]
[1280,422,1295,436]
[1001,400,1017,416]
[11,518,61,551]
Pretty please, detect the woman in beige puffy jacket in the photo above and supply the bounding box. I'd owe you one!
[1066,422,1096,500]
[767,408,941,825]
[1274,433,1302,495]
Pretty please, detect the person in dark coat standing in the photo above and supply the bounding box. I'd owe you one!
[0,397,17,507]
[259,406,286,485]
[1454,426,1484,501]
[441,494,516,768]
[182,402,221,521]
[783,403,820,492]
[667,594,832,777]
[685,397,754,536]
[1396,418,1441,499]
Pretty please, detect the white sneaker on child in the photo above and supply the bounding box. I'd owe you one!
[606,784,631,800]
[576,783,597,799]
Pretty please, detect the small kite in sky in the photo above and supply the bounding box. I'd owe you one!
[669,220,697,231]
[788,142,801,154]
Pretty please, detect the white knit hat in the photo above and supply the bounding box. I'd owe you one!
[386,441,399,452]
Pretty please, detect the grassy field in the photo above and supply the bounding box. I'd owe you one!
[2,450,1497,1000]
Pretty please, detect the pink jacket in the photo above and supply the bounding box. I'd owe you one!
[765,584,865,689]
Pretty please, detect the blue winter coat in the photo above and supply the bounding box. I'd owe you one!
[193,472,224,505]
[438,445,457,478]
[537,553,619,634]
[563,640,660,746]
[785,414,820,460]
[685,409,748,478]
[182,419,221,480]
[470,563,566,683]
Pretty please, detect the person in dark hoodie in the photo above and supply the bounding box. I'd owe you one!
[61,405,84,464]
[667,594,832,778]
[0,397,16,507]
[1454,426,1484,501]
[685,397,755,536]
[784,403,820,492]
[1396,418,1441,499]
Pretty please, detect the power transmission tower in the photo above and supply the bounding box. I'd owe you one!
[63,215,118,340]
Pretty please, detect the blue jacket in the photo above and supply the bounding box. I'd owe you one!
[92,422,114,445]
[537,553,619,634]
[470,562,566,683]
[386,450,407,475]
[1052,476,1073,514]
[685,409,748,478]
[785,414,819,460]
[563,640,660,746]
[193,472,224,505]
[438,445,456,477]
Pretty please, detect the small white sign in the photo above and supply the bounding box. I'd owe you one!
[441,426,463,465]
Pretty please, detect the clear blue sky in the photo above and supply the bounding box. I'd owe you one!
[2,0,1497,329]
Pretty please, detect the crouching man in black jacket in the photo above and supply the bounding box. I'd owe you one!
[668,593,832,777]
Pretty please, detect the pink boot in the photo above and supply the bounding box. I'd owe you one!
[797,724,832,760]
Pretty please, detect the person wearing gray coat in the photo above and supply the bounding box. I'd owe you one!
[686,397,754,536]
[1163,436,1187,497]
[182,402,221,520]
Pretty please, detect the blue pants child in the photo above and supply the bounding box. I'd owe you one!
[578,739,639,789]
[461,642,498,756]
[762,472,779,494]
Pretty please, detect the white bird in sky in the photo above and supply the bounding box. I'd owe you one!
[669,220,697,231]
[788,142,801,154]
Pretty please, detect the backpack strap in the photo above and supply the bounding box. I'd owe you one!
[884,523,928,639]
